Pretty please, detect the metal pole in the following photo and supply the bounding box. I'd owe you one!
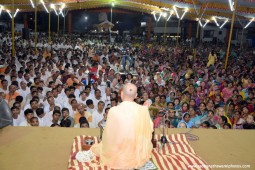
[110,8,112,43]
[196,21,200,39]
[11,0,15,57]
[58,14,60,35]
[34,0,37,53]
[63,15,65,35]
[111,8,112,23]
[193,6,202,61]
[164,20,167,43]
[225,0,238,69]
[240,28,244,50]
[48,11,51,43]
[176,19,180,46]
[193,21,200,61]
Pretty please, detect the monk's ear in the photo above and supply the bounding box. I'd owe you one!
[135,93,138,99]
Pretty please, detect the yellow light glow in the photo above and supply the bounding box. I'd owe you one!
[61,3,66,9]
[50,4,55,9]
[162,12,167,18]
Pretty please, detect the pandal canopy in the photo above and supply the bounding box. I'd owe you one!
[0,0,254,22]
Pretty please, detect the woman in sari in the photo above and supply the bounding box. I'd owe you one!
[189,99,197,110]
[167,109,180,128]
[206,99,215,111]
[149,95,164,120]
[181,102,189,115]
[177,112,194,128]
[222,81,234,103]
[215,107,232,125]
[231,110,245,129]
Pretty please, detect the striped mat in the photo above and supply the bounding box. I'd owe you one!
[68,134,211,170]
[151,134,211,170]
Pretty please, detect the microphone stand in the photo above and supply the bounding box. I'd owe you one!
[160,110,168,147]
[100,126,103,140]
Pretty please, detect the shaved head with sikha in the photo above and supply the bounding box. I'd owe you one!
[121,83,137,101]
[91,83,153,169]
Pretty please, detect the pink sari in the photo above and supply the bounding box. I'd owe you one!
[222,88,233,102]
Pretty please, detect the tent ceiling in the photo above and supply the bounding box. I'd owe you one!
[0,0,254,21]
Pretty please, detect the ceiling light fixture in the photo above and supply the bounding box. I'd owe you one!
[30,0,35,8]
[14,8,19,18]
[167,11,174,21]
[40,0,49,13]
[173,6,179,19]
[220,19,228,29]
[180,8,188,20]
[244,18,254,29]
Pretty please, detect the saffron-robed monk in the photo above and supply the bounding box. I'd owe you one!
[91,83,153,169]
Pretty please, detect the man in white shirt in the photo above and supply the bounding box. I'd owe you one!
[97,107,110,128]
[77,91,87,105]
[76,68,88,82]
[101,87,111,107]
[11,106,25,126]
[22,73,33,84]
[56,84,66,99]
[16,71,24,84]
[36,108,50,127]
[44,96,61,115]
[85,99,96,115]
[100,52,109,65]
[90,89,103,107]
[45,110,61,127]
[97,78,107,94]
[25,86,44,105]
[52,88,64,105]
[23,99,39,115]
[0,79,9,94]
[91,101,105,128]
[18,81,30,99]
[61,94,76,117]
[19,108,34,126]
[59,88,71,106]
[85,85,94,99]
[40,68,49,85]
[73,86,81,100]
[90,82,99,98]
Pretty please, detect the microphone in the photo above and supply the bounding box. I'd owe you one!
[159,108,168,145]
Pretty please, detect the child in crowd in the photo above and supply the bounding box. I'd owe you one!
[243,115,255,129]
[30,117,39,127]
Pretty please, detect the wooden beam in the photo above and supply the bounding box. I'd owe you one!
[225,0,238,69]
[11,0,15,57]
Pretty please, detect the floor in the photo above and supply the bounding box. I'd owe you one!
[0,126,254,170]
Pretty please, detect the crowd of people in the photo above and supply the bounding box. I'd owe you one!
[0,32,254,129]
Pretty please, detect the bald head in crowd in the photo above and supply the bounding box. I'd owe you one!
[121,83,137,101]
